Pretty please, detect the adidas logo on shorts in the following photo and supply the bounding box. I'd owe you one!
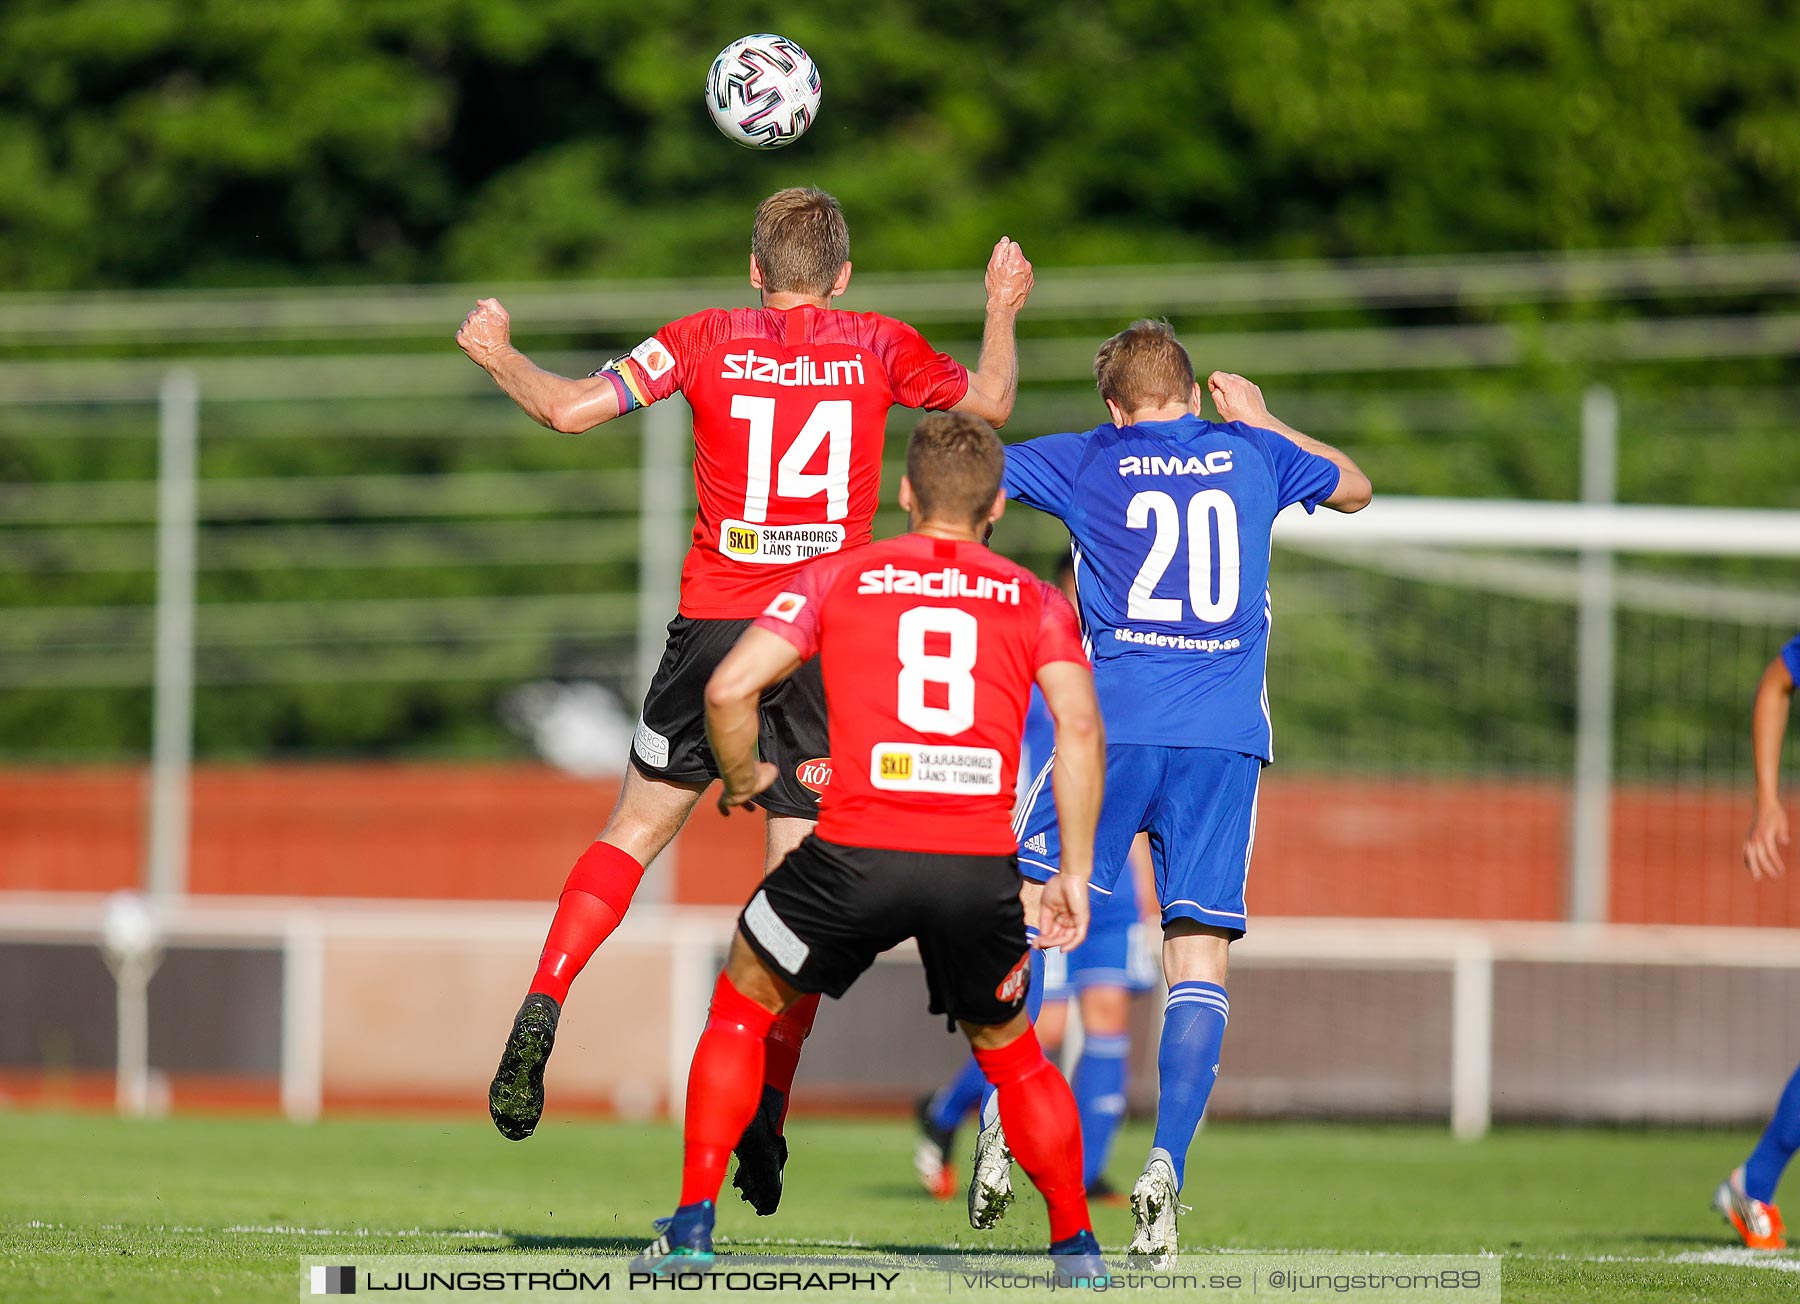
[1023,833,1049,855]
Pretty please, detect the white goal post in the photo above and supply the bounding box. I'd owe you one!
[1275,496,1800,557]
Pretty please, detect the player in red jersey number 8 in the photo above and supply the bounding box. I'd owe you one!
[633,412,1112,1282]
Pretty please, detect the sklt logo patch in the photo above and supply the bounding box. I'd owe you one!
[868,741,1001,794]
[995,953,1031,1003]
[796,757,832,793]
[727,526,760,556]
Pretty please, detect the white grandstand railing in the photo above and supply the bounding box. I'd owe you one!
[2,244,1798,344]
[8,307,1800,398]
[10,501,1794,686]
[6,893,1800,1139]
[0,470,643,524]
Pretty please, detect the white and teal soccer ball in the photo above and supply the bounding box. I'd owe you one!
[705,34,821,150]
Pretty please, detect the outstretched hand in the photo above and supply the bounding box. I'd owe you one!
[985,237,1034,315]
[1207,371,1274,426]
[717,761,780,816]
[456,298,512,367]
[1745,805,1790,880]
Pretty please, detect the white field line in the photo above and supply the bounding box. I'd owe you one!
[11,1220,505,1239]
[13,1222,1800,1272]
[724,1244,1800,1274]
[1522,1249,1800,1273]
[722,1243,1800,1274]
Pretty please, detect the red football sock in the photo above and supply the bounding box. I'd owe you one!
[680,973,779,1207]
[529,841,646,1005]
[763,992,820,1129]
[974,1027,1092,1244]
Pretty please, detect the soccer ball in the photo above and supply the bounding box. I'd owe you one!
[705,34,820,150]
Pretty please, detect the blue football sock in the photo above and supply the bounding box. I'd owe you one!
[928,1056,990,1133]
[1073,1032,1131,1187]
[1745,1061,1800,1203]
[981,935,1046,1120]
[1150,981,1229,1190]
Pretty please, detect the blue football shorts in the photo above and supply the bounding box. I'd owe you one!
[1015,743,1263,938]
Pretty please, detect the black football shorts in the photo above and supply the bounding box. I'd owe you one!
[737,835,1032,1030]
[630,614,829,820]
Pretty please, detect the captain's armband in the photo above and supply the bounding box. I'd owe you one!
[589,360,647,414]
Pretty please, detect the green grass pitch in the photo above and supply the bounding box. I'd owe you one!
[2,1111,1795,1302]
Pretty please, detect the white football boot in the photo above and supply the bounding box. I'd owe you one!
[1128,1153,1188,1268]
[966,1111,1015,1229]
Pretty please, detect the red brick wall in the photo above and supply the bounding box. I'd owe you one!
[2,765,1792,927]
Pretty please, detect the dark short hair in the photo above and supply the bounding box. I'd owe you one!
[1093,319,1196,414]
[752,187,850,296]
[906,412,1005,527]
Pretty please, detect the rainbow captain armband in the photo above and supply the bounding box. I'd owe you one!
[590,359,649,414]
[590,336,674,414]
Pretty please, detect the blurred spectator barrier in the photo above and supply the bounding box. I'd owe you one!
[4,895,1800,1136]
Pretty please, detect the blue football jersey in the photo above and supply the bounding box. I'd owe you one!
[1783,633,1800,685]
[1003,415,1339,758]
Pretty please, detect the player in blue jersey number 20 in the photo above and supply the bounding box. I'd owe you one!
[989,320,1372,1266]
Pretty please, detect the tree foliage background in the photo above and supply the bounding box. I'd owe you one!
[2,0,1796,764]
[4,0,1799,290]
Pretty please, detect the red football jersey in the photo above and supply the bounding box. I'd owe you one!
[754,534,1089,855]
[598,306,970,619]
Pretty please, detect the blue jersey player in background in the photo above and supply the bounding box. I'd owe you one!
[916,556,1157,1212]
[1714,632,1800,1250]
[994,320,1372,1265]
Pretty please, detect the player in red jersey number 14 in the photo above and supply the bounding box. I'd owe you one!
[633,413,1111,1281]
[455,189,1034,1219]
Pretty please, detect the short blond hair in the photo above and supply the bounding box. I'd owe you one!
[751,188,849,296]
[906,413,1004,527]
[1093,319,1195,413]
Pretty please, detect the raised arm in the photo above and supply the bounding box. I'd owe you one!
[704,626,804,814]
[1744,653,1796,880]
[1033,659,1104,951]
[951,238,1034,429]
[456,298,624,434]
[1208,371,1373,513]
